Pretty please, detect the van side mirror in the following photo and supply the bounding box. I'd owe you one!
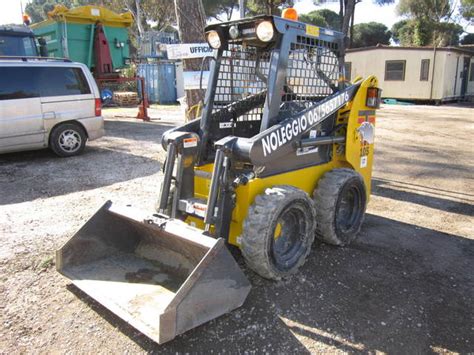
[38,38,48,57]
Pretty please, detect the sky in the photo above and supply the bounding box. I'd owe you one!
[0,0,471,34]
[1,0,26,25]
[0,0,401,28]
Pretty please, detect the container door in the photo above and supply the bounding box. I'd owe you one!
[0,66,45,150]
[138,63,159,104]
[158,63,177,104]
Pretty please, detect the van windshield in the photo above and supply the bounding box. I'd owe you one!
[0,35,38,56]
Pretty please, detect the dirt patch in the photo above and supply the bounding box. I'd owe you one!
[0,104,473,353]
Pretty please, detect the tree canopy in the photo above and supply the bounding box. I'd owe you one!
[299,9,340,30]
[202,0,239,21]
[25,0,176,33]
[25,0,239,29]
[391,18,463,46]
[392,0,464,46]
[246,0,295,16]
[460,0,474,20]
[351,22,391,48]
[309,0,394,44]
[397,0,453,21]
[25,0,92,23]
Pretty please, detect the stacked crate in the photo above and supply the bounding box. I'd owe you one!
[112,92,139,106]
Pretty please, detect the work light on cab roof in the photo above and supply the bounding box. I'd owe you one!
[256,21,274,42]
[207,30,221,49]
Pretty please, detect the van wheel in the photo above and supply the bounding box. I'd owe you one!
[313,168,367,246]
[50,123,87,157]
[241,186,316,280]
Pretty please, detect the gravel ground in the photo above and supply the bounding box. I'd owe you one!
[0,104,473,354]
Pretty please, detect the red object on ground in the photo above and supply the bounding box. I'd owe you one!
[96,77,150,122]
[136,77,150,121]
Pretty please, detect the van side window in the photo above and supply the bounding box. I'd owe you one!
[0,67,40,100]
[37,67,91,97]
[0,66,91,100]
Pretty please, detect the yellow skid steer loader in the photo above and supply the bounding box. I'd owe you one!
[57,12,381,344]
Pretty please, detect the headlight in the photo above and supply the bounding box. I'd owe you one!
[229,25,239,39]
[206,30,221,49]
[256,21,274,42]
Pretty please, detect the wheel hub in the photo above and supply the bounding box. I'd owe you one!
[59,130,81,152]
[272,206,306,270]
[336,186,361,233]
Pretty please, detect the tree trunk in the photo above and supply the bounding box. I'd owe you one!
[266,0,272,15]
[239,0,245,18]
[132,0,144,39]
[339,0,344,31]
[349,2,355,48]
[341,0,355,37]
[174,0,207,121]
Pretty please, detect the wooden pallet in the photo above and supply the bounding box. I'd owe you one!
[113,91,140,106]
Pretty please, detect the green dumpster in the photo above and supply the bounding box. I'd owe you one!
[31,5,132,70]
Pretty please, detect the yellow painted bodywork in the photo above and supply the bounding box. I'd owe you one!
[186,76,379,247]
[31,5,133,28]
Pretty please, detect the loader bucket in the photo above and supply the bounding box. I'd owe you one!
[56,201,251,344]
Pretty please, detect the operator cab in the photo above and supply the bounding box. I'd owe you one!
[0,25,40,56]
[197,14,346,163]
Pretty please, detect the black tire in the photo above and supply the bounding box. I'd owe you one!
[241,185,316,280]
[313,168,367,246]
[49,122,87,157]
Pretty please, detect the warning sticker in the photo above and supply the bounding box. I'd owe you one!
[360,141,370,168]
[296,146,319,156]
[219,122,234,129]
[357,122,375,145]
[183,137,198,148]
[306,25,320,37]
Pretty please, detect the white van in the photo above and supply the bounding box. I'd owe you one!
[0,58,104,157]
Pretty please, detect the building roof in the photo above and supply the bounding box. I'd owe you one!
[347,44,474,55]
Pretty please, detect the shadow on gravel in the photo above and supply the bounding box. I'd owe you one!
[0,146,161,205]
[65,213,474,353]
[104,119,176,143]
[372,178,474,216]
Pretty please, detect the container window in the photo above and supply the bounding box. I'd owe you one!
[420,59,430,81]
[0,67,40,100]
[385,60,406,81]
[470,62,474,81]
[37,67,91,97]
[344,62,352,81]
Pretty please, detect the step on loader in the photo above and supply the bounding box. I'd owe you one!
[57,12,381,345]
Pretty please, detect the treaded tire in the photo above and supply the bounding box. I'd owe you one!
[241,185,316,280]
[313,168,367,246]
[50,122,87,157]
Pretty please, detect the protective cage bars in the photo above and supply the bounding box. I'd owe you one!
[208,32,345,128]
